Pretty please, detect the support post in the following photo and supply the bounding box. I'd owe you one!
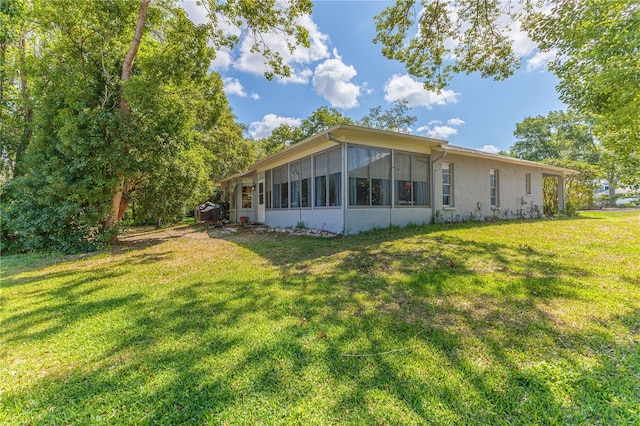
[557,175,565,214]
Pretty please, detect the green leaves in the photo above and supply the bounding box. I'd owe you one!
[357,100,417,133]
[373,1,638,159]
[526,0,640,156]
[374,0,521,91]
[205,0,313,79]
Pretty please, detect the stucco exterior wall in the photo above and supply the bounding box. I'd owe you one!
[432,153,545,221]
[344,207,432,234]
[266,208,343,234]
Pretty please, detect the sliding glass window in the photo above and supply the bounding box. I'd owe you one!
[272,165,288,209]
[348,145,391,207]
[300,157,312,207]
[328,148,342,206]
[290,162,301,208]
[412,155,429,205]
[272,167,281,209]
[314,153,327,207]
[265,170,272,209]
[395,153,412,205]
[348,146,370,206]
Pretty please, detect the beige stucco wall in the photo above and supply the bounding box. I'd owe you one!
[432,152,545,221]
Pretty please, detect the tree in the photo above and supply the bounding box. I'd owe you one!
[204,109,257,182]
[2,0,313,252]
[511,111,599,163]
[131,144,214,226]
[510,110,636,212]
[258,106,353,157]
[0,0,32,180]
[373,0,525,92]
[356,99,416,133]
[106,0,314,230]
[372,1,639,157]
[298,106,354,139]
[258,101,417,156]
[526,1,640,157]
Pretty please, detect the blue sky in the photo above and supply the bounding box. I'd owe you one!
[183,1,566,154]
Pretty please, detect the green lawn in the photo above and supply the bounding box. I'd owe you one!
[2,211,639,425]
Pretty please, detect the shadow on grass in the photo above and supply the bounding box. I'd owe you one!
[2,219,638,424]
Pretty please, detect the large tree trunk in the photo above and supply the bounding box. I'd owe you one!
[608,182,617,203]
[105,0,151,235]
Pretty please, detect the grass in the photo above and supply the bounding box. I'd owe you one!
[1,211,639,425]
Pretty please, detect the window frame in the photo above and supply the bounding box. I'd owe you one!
[490,168,499,208]
[525,173,532,196]
[394,151,429,207]
[442,163,454,207]
[241,184,253,209]
[348,144,391,207]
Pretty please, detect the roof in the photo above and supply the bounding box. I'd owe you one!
[443,145,578,176]
[248,124,446,172]
[219,125,577,182]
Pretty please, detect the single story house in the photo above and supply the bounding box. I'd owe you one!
[219,124,576,234]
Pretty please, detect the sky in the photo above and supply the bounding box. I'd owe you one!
[182,0,566,154]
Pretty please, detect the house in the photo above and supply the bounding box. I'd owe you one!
[219,125,576,234]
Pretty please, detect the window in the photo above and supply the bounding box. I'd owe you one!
[348,145,391,206]
[395,153,412,205]
[301,157,311,207]
[490,169,499,207]
[272,165,288,209]
[230,182,237,210]
[348,146,369,206]
[328,148,342,206]
[394,153,428,206]
[525,173,532,196]
[279,166,288,209]
[290,162,301,208]
[266,171,272,209]
[412,156,429,205]
[442,163,453,206]
[241,184,253,208]
[258,182,264,206]
[272,168,281,209]
[314,153,327,207]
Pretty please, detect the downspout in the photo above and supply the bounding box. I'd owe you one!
[430,150,447,214]
[326,132,343,145]
[327,132,346,234]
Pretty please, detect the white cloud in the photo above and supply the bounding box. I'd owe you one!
[527,49,557,71]
[416,116,464,139]
[384,74,459,108]
[509,20,537,57]
[222,77,260,100]
[362,81,374,95]
[234,14,330,84]
[312,49,361,109]
[427,126,458,139]
[249,114,302,139]
[478,144,501,154]
[211,49,233,71]
[181,1,209,25]
[280,68,314,85]
[223,77,247,97]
